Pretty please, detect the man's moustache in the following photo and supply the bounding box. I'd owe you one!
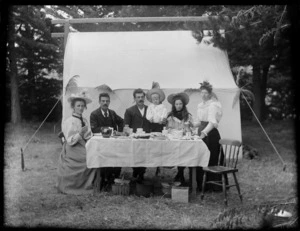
[139,100,144,103]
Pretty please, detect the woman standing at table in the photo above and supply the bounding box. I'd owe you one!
[57,91,96,194]
[193,81,224,191]
[166,92,193,184]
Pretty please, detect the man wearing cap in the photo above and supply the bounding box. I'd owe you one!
[124,88,151,181]
[90,92,124,189]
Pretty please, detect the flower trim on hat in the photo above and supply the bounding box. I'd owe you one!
[199,81,213,93]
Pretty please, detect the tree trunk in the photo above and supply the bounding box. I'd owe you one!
[252,63,270,122]
[252,64,262,121]
[8,19,22,124]
[27,62,37,121]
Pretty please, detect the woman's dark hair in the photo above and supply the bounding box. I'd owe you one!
[167,98,190,122]
[199,81,213,94]
[71,98,87,109]
[133,88,145,98]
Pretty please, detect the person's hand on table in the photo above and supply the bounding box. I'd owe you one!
[199,131,207,139]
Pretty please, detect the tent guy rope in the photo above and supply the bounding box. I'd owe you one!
[20,95,62,170]
[241,92,287,171]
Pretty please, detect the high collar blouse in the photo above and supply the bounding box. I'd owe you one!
[62,116,92,146]
[196,99,222,128]
[146,103,168,123]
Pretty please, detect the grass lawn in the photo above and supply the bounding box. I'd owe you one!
[4,120,298,229]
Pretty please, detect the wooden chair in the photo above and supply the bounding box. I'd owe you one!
[200,139,243,206]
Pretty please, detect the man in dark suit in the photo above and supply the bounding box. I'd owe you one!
[90,93,124,189]
[124,88,151,181]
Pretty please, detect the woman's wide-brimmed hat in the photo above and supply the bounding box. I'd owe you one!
[146,88,166,103]
[67,91,92,104]
[167,92,189,105]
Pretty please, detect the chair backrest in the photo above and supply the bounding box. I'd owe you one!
[218,139,242,169]
[58,131,65,145]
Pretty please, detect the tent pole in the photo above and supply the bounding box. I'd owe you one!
[64,20,70,49]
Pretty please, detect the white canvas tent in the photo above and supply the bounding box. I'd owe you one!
[62,30,241,142]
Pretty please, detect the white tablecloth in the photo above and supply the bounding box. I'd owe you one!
[86,137,210,168]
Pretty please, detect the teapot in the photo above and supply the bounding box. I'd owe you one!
[101,126,113,138]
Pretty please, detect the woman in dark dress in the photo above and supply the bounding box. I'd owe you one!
[192,81,224,191]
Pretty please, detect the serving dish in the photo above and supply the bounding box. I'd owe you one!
[116,136,131,139]
[133,133,151,139]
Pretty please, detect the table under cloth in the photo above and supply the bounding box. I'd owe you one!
[86,137,210,168]
[86,136,210,196]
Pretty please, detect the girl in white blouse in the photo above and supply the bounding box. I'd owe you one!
[166,92,193,184]
[194,89,222,138]
[146,88,168,132]
[192,81,225,192]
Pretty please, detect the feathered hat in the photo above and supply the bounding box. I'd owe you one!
[67,90,92,104]
[199,81,213,93]
[146,81,166,103]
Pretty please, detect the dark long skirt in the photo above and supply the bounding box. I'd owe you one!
[189,127,225,191]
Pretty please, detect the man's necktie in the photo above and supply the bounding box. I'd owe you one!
[104,111,108,118]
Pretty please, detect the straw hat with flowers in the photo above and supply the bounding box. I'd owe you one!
[146,82,166,103]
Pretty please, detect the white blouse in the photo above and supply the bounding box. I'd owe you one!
[196,99,222,128]
[62,116,92,146]
[146,103,168,123]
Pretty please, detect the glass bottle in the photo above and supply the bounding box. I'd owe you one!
[124,125,129,136]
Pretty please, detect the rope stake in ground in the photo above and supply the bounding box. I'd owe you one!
[20,95,63,167]
[21,148,25,171]
[241,92,287,171]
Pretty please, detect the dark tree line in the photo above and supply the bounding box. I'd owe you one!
[4,5,297,123]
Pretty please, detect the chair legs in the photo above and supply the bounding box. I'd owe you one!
[201,172,242,206]
[232,172,243,202]
[222,174,228,206]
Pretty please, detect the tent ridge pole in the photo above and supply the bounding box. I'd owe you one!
[51,16,229,25]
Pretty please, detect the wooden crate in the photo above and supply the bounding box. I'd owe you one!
[112,183,130,195]
[171,186,189,203]
[136,181,154,197]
